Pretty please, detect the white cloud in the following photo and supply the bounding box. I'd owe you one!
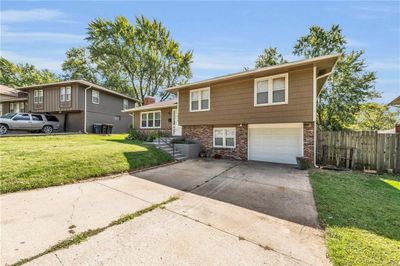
[1,27,85,43]
[369,59,400,71]
[0,8,65,23]
[0,50,63,72]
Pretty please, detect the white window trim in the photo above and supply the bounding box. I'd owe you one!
[60,87,72,102]
[34,89,43,104]
[213,127,236,148]
[189,87,210,112]
[140,110,161,129]
[92,90,100,104]
[123,99,129,110]
[254,73,289,107]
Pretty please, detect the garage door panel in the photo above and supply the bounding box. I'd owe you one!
[249,125,303,164]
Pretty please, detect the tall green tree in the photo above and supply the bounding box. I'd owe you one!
[255,47,287,68]
[63,16,193,105]
[347,102,399,131]
[293,24,379,130]
[0,57,60,87]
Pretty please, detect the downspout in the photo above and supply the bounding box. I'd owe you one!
[83,86,92,134]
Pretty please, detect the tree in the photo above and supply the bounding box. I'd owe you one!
[347,102,399,131]
[293,25,379,130]
[0,57,60,87]
[63,16,193,105]
[255,47,287,68]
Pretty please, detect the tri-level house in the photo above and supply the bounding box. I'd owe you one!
[1,80,136,133]
[127,54,339,165]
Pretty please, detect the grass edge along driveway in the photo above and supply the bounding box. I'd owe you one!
[0,134,173,194]
[310,170,400,266]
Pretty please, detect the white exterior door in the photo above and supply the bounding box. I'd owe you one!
[172,109,182,136]
[248,123,303,164]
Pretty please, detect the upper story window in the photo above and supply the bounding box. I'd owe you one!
[254,73,288,106]
[190,87,210,112]
[34,89,43,104]
[60,87,71,102]
[141,111,161,128]
[213,128,236,148]
[92,90,100,104]
[123,99,129,110]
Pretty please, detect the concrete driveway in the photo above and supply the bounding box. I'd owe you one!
[1,160,328,266]
[135,160,319,227]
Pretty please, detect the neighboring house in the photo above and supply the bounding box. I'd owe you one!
[123,97,180,136]
[0,85,28,116]
[164,54,340,164]
[1,80,137,133]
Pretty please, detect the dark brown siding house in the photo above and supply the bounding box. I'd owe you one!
[166,54,340,165]
[0,85,28,116]
[16,80,137,133]
[123,97,180,136]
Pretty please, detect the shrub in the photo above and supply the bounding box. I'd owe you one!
[296,156,312,170]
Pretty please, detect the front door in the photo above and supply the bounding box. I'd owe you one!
[172,109,182,136]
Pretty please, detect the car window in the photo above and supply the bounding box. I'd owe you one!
[13,114,30,121]
[0,113,16,119]
[45,115,59,122]
[31,114,43,121]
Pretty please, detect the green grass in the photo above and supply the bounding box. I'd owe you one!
[0,134,173,194]
[310,170,400,266]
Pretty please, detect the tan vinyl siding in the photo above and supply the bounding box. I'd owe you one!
[133,108,174,130]
[179,68,313,125]
[27,84,80,112]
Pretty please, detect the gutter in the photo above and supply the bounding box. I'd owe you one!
[83,85,92,133]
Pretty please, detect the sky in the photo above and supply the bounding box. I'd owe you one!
[1,1,399,103]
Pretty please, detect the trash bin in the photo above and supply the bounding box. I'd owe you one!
[93,123,102,134]
[106,124,113,134]
[101,124,107,134]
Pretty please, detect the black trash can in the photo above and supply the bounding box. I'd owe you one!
[101,124,107,134]
[93,123,102,134]
[106,124,113,134]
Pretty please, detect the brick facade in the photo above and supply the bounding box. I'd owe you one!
[182,125,248,160]
[303,122,315,163]
[183,122,315,164]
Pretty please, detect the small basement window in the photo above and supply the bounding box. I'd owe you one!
[213,128,236,148]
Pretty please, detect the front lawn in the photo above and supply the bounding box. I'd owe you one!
[0,134,172,193]
[310,170,400,266]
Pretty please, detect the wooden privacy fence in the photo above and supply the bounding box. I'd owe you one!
[317,131,400,174]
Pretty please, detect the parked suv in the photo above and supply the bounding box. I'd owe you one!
[0,113,60,135]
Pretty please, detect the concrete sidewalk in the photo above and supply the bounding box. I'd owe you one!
[0,174,180,265]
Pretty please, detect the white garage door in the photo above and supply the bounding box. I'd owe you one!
[248,124,303,164]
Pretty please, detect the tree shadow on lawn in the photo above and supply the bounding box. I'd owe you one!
[311,171,400,241]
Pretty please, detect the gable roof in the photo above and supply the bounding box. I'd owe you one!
[122,99,177,113]
[0,85,27,97]
[389,96,400,106]
[17,80,138,102]
[166,54,341,93]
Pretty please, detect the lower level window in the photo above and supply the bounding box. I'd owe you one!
[213,128,236,148]
[141,111,161,128]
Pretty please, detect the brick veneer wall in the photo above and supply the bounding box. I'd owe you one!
[303,122,315,163]
[182,125,248,160]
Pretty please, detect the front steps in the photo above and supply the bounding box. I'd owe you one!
[153,137,187,161]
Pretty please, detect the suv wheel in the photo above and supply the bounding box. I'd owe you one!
[42,125,53,134]
[0,124,8,135]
